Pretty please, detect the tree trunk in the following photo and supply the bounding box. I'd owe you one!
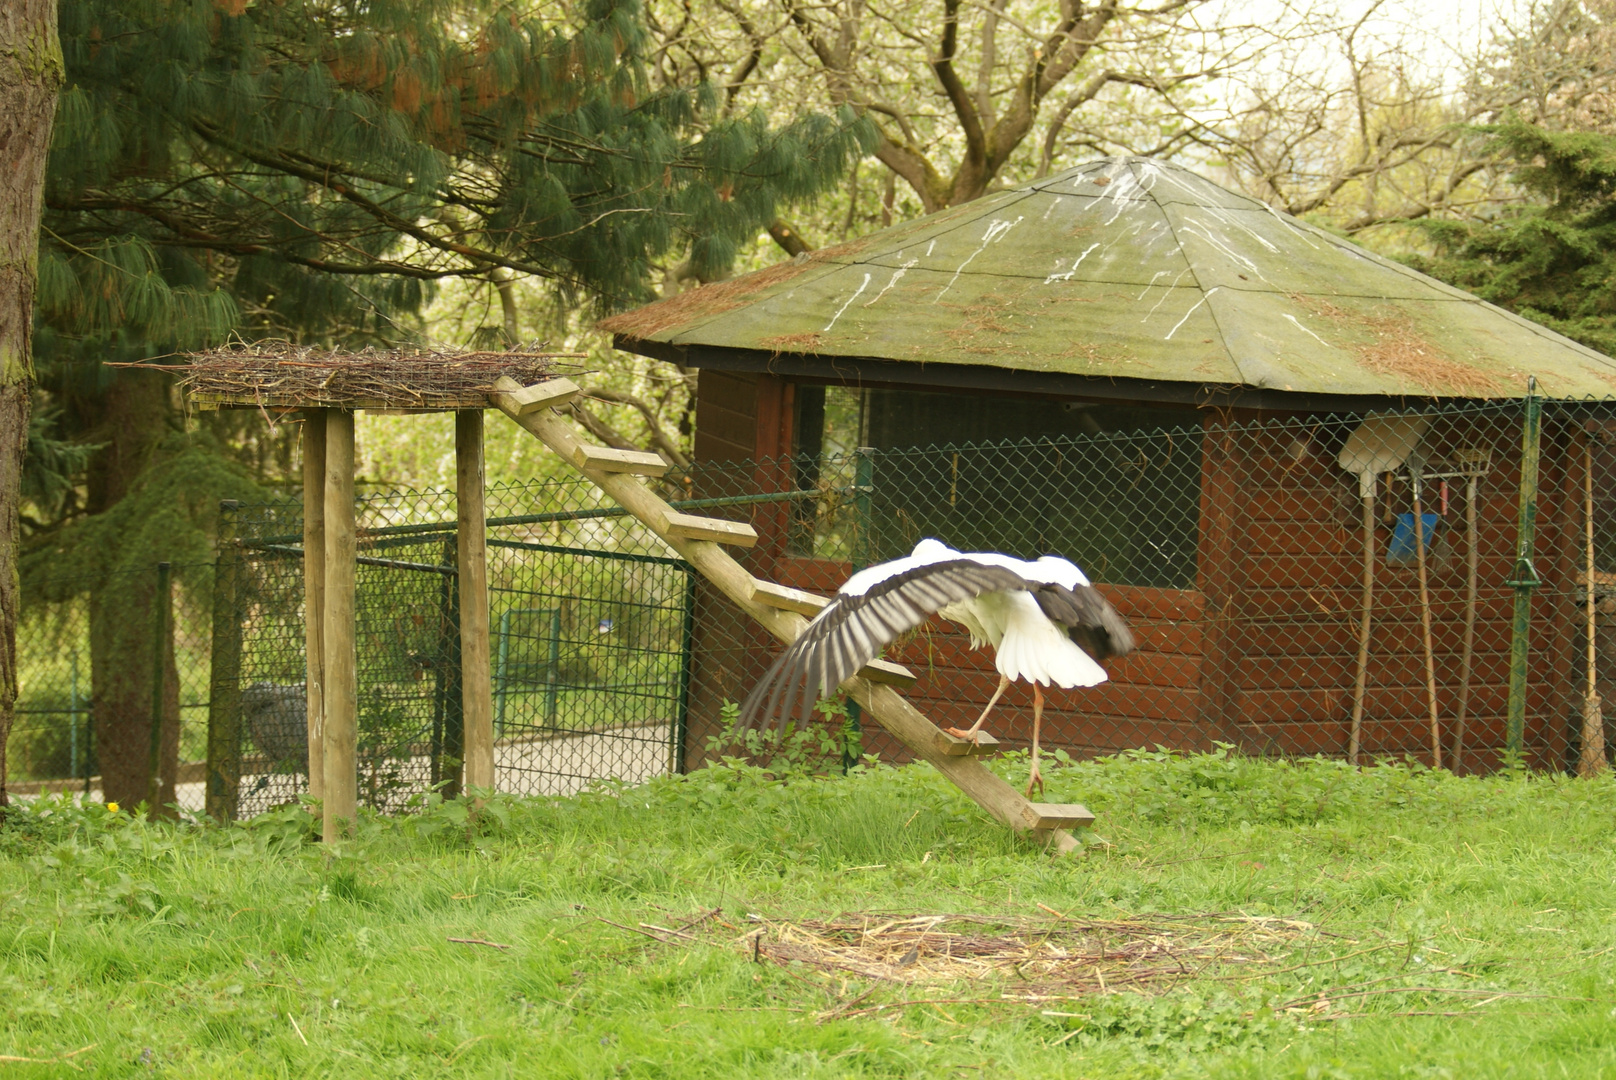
[84,369,179,808]
[0,0,63,813]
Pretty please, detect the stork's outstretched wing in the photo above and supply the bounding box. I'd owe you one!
[739,560,1029,731]
[1032,584,1136,662]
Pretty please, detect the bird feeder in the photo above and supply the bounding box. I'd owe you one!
[180,344,572,839]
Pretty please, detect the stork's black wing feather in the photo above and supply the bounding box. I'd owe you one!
[1032,583,1135,662]
[739,560,1030,732]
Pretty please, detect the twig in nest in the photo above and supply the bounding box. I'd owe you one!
[162,342,590,410]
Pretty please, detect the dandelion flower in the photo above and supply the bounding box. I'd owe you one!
[106,802,119,814]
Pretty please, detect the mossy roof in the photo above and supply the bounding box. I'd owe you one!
[601,157,1616,400]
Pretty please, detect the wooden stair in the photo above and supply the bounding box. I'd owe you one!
[487,376,1091,853]
[934,729,1002,757]
[573,445,670,476]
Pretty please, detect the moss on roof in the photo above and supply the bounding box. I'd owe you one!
[600,157,1616,399]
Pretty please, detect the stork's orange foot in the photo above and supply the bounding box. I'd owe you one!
[1024,762,1045,798]
[944,726,989,743]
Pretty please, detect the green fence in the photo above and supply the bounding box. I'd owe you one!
[14,393,1616,816]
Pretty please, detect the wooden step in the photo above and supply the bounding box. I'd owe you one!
[933,729,1001,757]
[751,580,830,616]
[573,444,669,476]
[501,377,580,415]
[1020,802,1095,830]
[663,512,758,547]
[857,658,916,687]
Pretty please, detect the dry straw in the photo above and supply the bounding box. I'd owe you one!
[168,342,584,410]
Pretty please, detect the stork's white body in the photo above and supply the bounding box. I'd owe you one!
[943,589,1108,689]
[746,538,1134,795]
[842,538,1109,690]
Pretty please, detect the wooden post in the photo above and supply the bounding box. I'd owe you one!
[205,502,244,821]
[457,410,496,794]
[1197,415,1251,751]
[146,561,172,812]
[1411,472,1442,768]
[490,378,1086,854]
[322,410,358,839]
[302,410,327,804]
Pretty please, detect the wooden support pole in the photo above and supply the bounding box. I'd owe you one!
[491,378,1083,854]
[322,410,358,840]
[205,502,244,821]
[146,561,173,813]
[302,410,327,804]
[457,409,496,793]
[1411,474,1441,769]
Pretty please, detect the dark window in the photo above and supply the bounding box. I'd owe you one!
[792,385,1201,588]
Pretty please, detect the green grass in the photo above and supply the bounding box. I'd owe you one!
[4,749,1616,1077]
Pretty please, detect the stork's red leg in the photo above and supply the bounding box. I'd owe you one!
[1025,684,1045,798]
[946,674,1011,743]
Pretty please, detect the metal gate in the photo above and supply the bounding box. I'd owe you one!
[219,496,694,818]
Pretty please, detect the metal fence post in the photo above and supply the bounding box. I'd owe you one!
[1507,378,1544,763]
[146,561,173,811]
[206,501,244,821]
[545,607,562,727]
[68,650,81,786]
[673,569,696,774]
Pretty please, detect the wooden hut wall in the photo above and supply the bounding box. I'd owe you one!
[684,370,1581,772]
[681,371,798,771]
[1203,412,1578,771]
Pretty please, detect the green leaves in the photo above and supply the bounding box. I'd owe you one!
[1410,121,1616,357]
[45,0,871,326]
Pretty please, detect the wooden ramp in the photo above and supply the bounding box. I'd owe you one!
[489,377,1092,853]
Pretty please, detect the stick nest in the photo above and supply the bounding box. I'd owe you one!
[178,342,582,410]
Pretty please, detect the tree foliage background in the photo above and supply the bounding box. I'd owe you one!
[18,0,1616,801]
[22,0,867,805]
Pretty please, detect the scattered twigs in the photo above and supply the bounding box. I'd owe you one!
[730,911,1319,998]
[447,936,512,950]
[162,342,587,410]
[0,1044,96,1065]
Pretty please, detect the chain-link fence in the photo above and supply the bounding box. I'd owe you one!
[14,394,1616,817]
[678,395,1616,777]
[222,483,696,817]
[14,563,213,808]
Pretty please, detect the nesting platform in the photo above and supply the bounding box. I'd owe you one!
[181,345,576,840]
[181,343,578,412]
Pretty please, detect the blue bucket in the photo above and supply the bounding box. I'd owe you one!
[1387,512,1441,563]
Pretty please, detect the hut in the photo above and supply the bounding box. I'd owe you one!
[599,156,1616,774]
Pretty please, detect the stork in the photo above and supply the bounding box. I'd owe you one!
[739,538,1135,795]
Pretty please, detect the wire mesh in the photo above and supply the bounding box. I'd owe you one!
[224,478,695,817]
[674,395,1616,777]
[13,394,1616,820]
[13,564,213,809]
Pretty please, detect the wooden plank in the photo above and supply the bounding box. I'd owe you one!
[302,410,326,805]
[1020,803,1096,830]
[664,511,759,547]
[505,377,580,415]
[573,444,670,476]
[205,503,244,822]
[457,410,496,794]
[322,410,358,841]
[751,579,830,615]
[934,730,1001,756]
[858,658,916,687]
[488,377,1087,854]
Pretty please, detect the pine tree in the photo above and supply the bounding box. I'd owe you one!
[0,0,64,812]
[1410,122,1616,358]
[30,0,868,807]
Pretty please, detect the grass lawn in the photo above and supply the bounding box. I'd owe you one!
[3,748,1616,1078]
